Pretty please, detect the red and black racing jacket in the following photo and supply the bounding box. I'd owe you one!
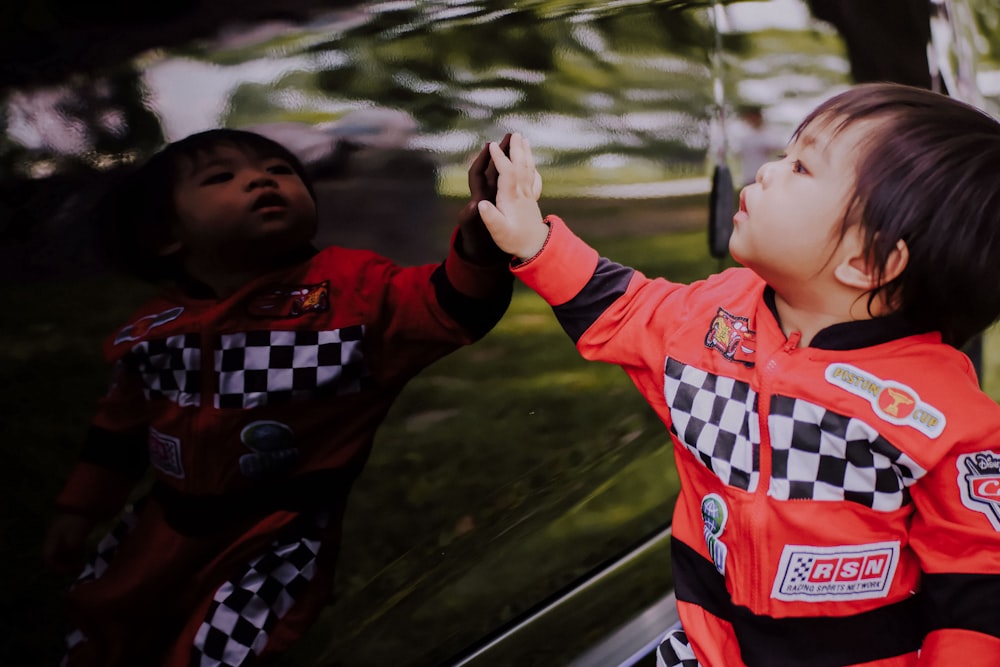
[513,216,1000,667]
[56,230,512,538]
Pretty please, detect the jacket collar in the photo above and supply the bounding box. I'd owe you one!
[762,286,933,350]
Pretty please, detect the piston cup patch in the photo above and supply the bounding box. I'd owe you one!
[148,427,184,478]
[957,450,1000,531]
[771,541,900,602]
[825,364,945,438]
[701,493,729,576]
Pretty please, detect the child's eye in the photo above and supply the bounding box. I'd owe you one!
[792,160,809,175]
[201,172,233,185]
[267,163,294,175]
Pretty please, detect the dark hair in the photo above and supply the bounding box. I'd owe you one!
[92,128,316,283]
[795,83,1000,348]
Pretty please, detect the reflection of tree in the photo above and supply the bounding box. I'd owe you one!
[1,66,162,178]
[254,2,733,167]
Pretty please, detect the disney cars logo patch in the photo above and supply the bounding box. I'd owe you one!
[958,450,1000,531]
[704,308,756,366]
[248,281,330,318]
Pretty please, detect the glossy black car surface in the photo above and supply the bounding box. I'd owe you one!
[2,1,998,665]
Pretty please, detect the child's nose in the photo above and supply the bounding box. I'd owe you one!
[245,172,278,190]
[755,161,773,185]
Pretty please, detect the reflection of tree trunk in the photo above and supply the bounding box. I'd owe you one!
[806,0,932,88]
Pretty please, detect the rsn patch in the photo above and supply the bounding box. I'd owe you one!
[148,427,184,479]
[825,364,945,438]
[771,541,900,602]
[957,450,1000,531]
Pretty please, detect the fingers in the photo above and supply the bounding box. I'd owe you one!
[484,133,511,192]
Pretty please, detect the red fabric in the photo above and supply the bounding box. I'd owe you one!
[515,216,1000,666]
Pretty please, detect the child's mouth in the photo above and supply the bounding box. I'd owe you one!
[251,192,288,211]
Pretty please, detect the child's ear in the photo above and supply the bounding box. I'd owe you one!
[834,236,909,290]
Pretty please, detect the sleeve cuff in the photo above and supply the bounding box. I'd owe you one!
[919,628,1000,665]
[512,215,600,306]
[444,227,514,299]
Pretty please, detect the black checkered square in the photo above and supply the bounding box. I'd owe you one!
[125,334,202,406]
[62,507,140,661]
[656,628,701,667]
[664,358,760,491]
[192,513,327,666]
[73,506,139,586]
[215,326,369,409]
[768,395,925,511]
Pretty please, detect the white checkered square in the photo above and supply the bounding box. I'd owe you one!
[768,395,925,511]
[192,513,327,666]
[62,507,140,662]
[215,326,369,409]
[664,358,760,491]
[125,334,201,406]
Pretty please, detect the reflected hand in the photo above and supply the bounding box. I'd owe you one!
[458,133,513,265]
[43,512,95,575]
[477,133,547,260]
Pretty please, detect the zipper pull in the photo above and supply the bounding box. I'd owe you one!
[783,331,801,352]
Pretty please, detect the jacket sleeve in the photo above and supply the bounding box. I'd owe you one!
[54,358,150,520]
[909,423,1000,664]
[356,226,513,379]
[512,215,688,372]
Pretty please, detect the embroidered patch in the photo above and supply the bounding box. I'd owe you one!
[247,281,330,318]
[704,308,755,366]
[957,450,1000,531]
[701,493,729,575]
[148,427,184,478]
[239,420,299,480]
[771,541,900,602]
[114,307,184,345]
[825,364,945,438]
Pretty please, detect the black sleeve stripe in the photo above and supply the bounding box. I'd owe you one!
[552,257,634,343]
[431,263,513,339]
[80,426,148,479]
[921,572,1000,639]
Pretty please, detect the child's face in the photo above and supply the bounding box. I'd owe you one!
[166,144,317,270]
[729,115,872,295]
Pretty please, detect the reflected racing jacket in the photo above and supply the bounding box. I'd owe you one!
[514,216,1000,667]
[53,232,512,665]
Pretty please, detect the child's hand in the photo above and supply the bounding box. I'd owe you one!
[477,133,548,260]
[457,133,513,265]
[43,512,95,575]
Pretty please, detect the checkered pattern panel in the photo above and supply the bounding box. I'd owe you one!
[656,628,701,667]
[768,395,925,511]
[215,326,369,409]
[72,506,139,586]
[125,334,202,407]
[664,358,760,491]
[63,507,140,661]
[192,513,328,667]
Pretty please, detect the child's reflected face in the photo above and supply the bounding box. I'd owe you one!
[167,144,317,268]
[729,116,873,295]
